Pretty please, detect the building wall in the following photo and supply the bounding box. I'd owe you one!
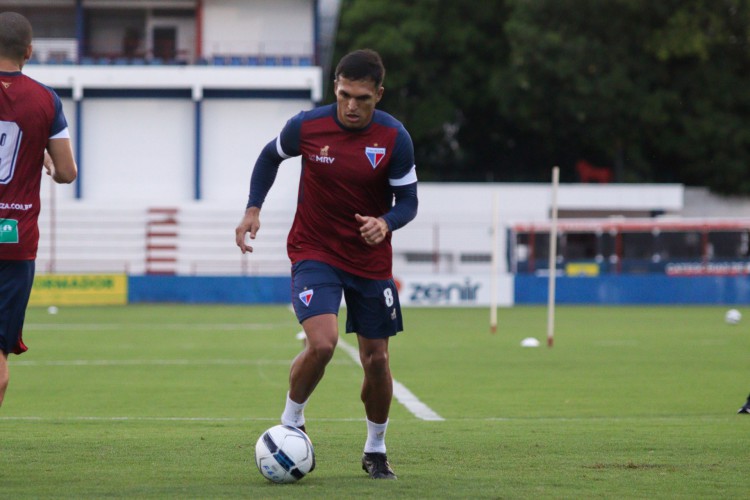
[202,0,314,57]
[12,0,318,64]
[199,98,306,204]
[683,187,750,218]
[26,65,322,204]
[68,95,309,204]
[81,98,195,202]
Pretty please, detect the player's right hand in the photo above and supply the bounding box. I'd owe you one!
[235,207,261,253]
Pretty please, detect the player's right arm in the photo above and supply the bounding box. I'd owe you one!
[235,113,303,253]
[235,206,261,254]
[235,140,282,253]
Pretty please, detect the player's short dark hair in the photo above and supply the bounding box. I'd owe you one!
[0,12,33,61]
[335,49,385,87]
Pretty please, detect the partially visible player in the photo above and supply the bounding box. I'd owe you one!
[0,11,77,407]
[738,393,750,414]
[235,49,418,479]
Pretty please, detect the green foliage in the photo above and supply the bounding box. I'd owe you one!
[3,304,750,498]
[335,0,750,193]
[334,0,511,181]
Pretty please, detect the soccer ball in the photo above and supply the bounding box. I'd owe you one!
[725,309,742,325]
[255,425,315,483]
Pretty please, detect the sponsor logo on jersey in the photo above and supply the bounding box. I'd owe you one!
[299,289,314,307]
[308,145,335,165]
[365,146,386,169]
[0,218,19,243]
[1,81,11,89]
[0,202,33,210]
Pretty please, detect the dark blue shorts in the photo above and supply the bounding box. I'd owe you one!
[0,260,35,355]
[290,260,403,339]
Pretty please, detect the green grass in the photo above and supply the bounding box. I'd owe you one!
[3,304,750,498]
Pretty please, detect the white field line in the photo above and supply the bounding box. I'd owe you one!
[336,338,445,422]
[1,415,719,423]
[23,323,283,331]
[9,359,349,367]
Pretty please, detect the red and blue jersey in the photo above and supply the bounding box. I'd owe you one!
[249,103,418,279]
[0,71,68,260]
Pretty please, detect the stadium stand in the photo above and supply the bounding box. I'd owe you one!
[35,205,291,276]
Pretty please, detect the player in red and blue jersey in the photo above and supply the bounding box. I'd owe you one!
[236,49,417,479]
[0,12,77,407]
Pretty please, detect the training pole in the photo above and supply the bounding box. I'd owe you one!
[547,166,560,347]
[490,191,499,333]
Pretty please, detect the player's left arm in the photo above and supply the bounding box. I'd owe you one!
[44,90,77,184]
[382,127,418,232]
[357,128,418,245]
[45,138,77,184]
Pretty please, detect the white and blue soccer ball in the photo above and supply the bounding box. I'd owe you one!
[725,309,742,325]
[255,425,315,483]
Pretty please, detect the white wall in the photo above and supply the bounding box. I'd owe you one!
[82,98,195,202]
[683,187,750,218]
[202,0,313,56]
[201,98,309,205]
[25,64,322,205]
[54,95,314,204]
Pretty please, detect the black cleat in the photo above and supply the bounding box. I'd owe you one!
[738,394,750,414]
[297,424,307,434]
[362,452,397,479]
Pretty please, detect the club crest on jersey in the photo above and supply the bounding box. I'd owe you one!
[365,146,386,169]
[299,289,314,307]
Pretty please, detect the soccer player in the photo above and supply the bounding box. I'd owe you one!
[0,12,78,407]
[235,49,418,479]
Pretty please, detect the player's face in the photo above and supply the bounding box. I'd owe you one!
[334,77,383,129]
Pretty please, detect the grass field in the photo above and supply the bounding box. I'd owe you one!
[3,304,750,498]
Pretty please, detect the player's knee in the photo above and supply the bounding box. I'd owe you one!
[307,337,337,364]
[361,349,389,373]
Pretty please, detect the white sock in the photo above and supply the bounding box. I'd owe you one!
[363,418,388,454]
[280,392,307,428]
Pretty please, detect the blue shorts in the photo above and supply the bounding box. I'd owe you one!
[0,260,35,355]
[291,260,403,339]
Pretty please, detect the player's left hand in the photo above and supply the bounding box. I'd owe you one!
[43,150,54,176]
[355,213,388,245]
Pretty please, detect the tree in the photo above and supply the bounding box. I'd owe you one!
[335,0,750,193]
[500,0,750,191]
[333,0,511,181]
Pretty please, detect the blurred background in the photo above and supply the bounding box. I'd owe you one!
[4,0,750,306]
